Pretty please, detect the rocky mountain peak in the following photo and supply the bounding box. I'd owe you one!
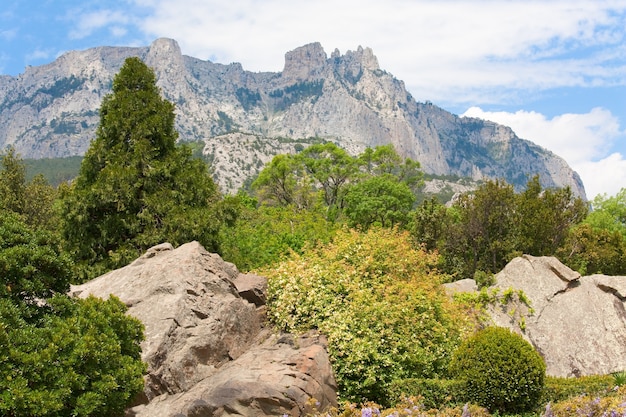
[0,39,587,198]
[344,45,379,71]
[145,38,186,96]
[282,42,328,82]
[145,38,184,69]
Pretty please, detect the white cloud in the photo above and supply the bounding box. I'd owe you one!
[25,48,53,63]
[131,0,626,105]
[461,106,626,198]
[577,153,626,199]
[0,28,17,42]
[68,9,131,40]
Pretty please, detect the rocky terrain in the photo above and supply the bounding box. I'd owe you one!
[446,255,626,377]
[0,38,585,197]
[68,241,626,415]
[70,242,337,417]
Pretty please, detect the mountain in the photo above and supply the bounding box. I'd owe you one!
[0,38,586,198]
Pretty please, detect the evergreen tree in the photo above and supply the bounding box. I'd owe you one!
[60,57,222,280]
[0,147,58,231]
[0,147,26,214]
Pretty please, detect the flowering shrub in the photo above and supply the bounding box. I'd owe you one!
[262,227,468,404]
[545,386,626,417]
[302,397,490,417]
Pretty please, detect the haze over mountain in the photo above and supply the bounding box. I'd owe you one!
[0,38,586,198]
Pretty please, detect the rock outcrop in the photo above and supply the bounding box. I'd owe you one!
[70,242,337,417]
[446,255,626,377]
[0,38,586,197]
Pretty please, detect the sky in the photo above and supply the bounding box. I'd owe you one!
[1,1,625,199]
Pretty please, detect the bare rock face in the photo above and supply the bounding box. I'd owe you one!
[0,38,586,198]
[453,255,626,377]
[70,242,337,417]
[282,42,327,83]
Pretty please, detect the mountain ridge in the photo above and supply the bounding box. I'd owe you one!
[0,38,586,198]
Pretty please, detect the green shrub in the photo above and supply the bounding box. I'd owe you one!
[473,270,494,289]
[449,326,546,413]
[263,228,467,405]
[387,378,464,409]
[542,374,614,403]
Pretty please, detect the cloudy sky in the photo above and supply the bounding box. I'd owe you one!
[1,0,625,199]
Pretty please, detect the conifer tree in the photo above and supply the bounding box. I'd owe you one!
[60,57,221,280]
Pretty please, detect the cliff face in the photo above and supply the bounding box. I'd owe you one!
[0,38,586,197]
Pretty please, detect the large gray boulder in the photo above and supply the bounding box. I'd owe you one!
[446,255,626,377]
[70,241,337,417]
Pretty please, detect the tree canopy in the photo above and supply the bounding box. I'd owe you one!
[251,143,423,228]
[0,147,58,230]
[60,57,222,279]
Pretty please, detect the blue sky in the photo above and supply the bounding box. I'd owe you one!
[1,0,625,199]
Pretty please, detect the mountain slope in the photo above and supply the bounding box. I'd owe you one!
[0,38,586,197]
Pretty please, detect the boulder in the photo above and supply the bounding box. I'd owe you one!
[455,255,626,378]
[232,273,267,307]
[70,242,337,416]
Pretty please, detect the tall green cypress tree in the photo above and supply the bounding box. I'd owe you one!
[60,57,221,280]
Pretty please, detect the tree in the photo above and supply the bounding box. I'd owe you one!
[515,176,587,255]
[443,179,517,279]
[558,224,626,275]
[585,188,626,237]
[60,57,222,279]
[357,144,423,192]
[253,144,423,227]
[343,174,415,229]
[0,147,26,214]
[0,211,72,305]
[0,147,58,231]
[299,142,357,209]
[251,153,314,208]
[439,177,586,280]
[0,211,145,417]
[411,197,451,251]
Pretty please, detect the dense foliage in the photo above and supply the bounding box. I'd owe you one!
[0,212,145,417]
[0,211,72,305]
[59,57,222,280]
[556,189,626,275]
[252,143,422,227]
[263,228,467,404]
[0,148,58,231]
[0,295,145,417]
[218,196,337,271]
[417,176,588,279]
[449,326,546,413]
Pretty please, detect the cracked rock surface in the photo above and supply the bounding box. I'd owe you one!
[447,255,626,377]
[70,242,337,417]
